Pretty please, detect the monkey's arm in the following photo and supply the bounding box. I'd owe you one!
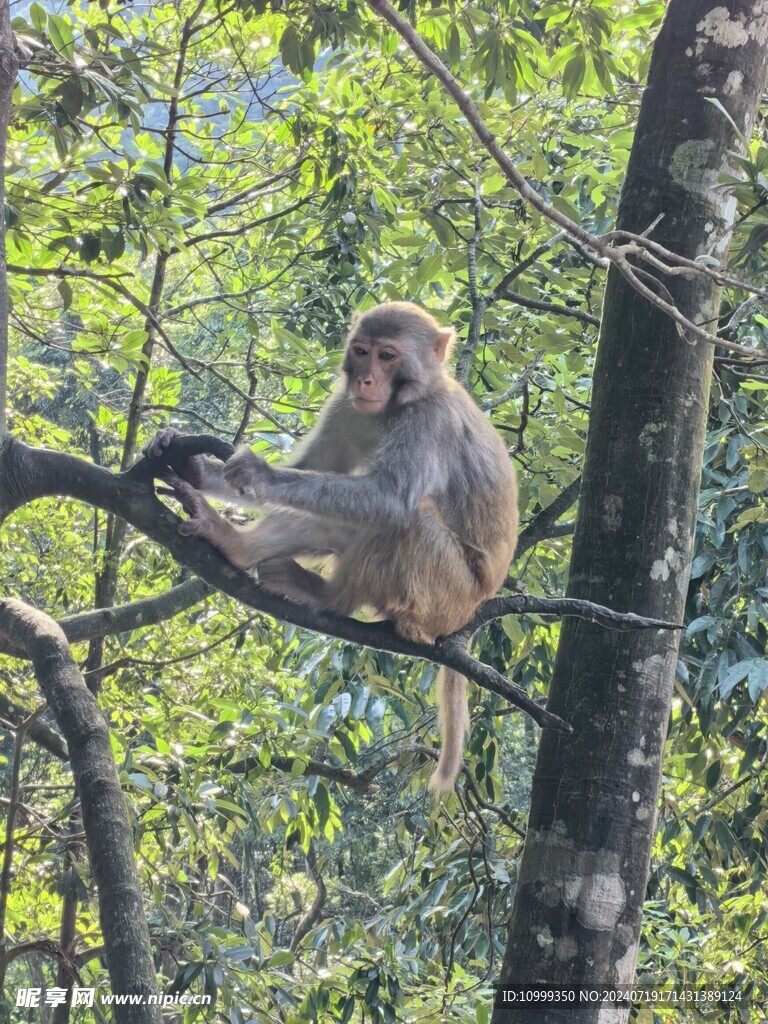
[145,392,369,505]
[145,428,294,508]
[225,429,445,526]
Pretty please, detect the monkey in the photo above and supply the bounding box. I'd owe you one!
[145,302,518,792]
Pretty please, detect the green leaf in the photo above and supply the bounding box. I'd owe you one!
[691,814,711,846]
[562,51,586,98]
[705,759,722,789]
[314,783,330,828]
[391,235,430,248]
[80,233,101,263]
[280,25,303,75]
[446,23,460,66]
[47,13,75,62]
[731,504,768,530]
[269,950,294,968]
[57,279,72,310]
[747,659,768,702]
[685,615,717,637]
[720,659,755,699]
[119,329,148,351]
[126,772,153,791]
[29,2,46,32]
[56,78,83,119]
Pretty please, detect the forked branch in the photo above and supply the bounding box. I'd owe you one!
[0,434,681,736]
[365,0,767,359]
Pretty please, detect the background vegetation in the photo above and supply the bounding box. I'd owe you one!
[2,1,767,1021]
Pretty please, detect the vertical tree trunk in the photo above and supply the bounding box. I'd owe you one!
[494,3,768,1021]
[0,0,18,435]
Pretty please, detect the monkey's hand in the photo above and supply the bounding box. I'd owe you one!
[143,427,207,489]
[223,446,274,500]
[162,471,223,541]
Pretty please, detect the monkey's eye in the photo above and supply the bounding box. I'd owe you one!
[353,346,368,357]
[379,350,396,362]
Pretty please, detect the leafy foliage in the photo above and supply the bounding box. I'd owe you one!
[2,0,768,1021]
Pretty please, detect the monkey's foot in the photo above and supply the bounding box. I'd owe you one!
[142,426,182,459]
[162,471,221,541]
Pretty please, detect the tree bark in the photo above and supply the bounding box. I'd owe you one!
[0,0,18,435]
[0,602,161,1024]
[493,3,768,1021]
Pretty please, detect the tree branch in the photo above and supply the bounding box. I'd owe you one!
[486,232,568,304]
[499,290,600,327]
[0,600,161,1022]
[174,198,311,252]
[514,476,582,558]
[185,155,309,224]
[482,350,544,411]
[0,436,681,737]
[365,0,768,360]
[228,753,380,794]
[59,578,214,646]
[0,693,67,758]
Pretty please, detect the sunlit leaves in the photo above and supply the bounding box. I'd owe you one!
[7,0,768,1018]
[46,13,75,64]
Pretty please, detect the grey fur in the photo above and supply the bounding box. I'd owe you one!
[151,303,518,792]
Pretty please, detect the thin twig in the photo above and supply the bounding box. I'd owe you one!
[482,350,544,411]
[365,0,767,360]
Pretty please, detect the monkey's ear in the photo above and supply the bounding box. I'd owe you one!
[433,328,455,363]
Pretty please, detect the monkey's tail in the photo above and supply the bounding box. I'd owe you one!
[428,667,470,794]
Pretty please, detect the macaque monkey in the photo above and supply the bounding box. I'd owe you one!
[146,302,518,792]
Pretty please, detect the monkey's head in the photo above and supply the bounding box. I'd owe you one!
[342,301,455,414]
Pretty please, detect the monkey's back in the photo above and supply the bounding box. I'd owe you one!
[433,381,518,592]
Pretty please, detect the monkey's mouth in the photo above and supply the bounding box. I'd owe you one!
[352,397,386,412]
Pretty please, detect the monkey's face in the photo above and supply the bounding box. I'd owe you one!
[344,339,404,413]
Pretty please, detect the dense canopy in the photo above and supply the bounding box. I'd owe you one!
[1,1,768,1022]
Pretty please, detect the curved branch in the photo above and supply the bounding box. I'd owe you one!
[468,594,676,633]
[0,600,161,1022]
[482,350,544,412]
[499,289,600,327]
[0,435,681,736]
[2,939,78,973]
[59,578,214,645]
[0,693,67,758]
[364,0,767,360]
[0,579,215,660]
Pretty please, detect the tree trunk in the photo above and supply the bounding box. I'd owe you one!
[0,0,18,434]
[493,3,768,1021]
[0,602,162,1024]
